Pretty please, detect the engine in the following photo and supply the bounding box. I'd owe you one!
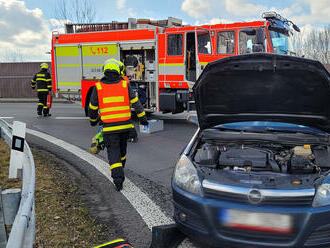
[194,143,330,174]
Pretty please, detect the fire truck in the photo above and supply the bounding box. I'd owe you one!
[51,12,300,115]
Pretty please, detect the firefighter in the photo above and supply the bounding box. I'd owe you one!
[88,58,148,191]
[31,62,52,116]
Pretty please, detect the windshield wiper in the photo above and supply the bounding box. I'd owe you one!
[264,128,326,136]
[214,126,326,136]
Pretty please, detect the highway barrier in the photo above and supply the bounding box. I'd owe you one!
[0,119,35,248]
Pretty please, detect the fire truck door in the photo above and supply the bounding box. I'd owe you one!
[163,32,185,88]
[195,29,213,79]
[185,32,196,83]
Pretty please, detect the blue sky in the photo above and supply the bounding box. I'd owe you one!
[0,0,329,61]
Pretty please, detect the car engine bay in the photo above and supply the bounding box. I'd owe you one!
[194,138,330,175]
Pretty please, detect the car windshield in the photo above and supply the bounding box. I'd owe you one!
[269,29,296,56]
[216,121,326,135]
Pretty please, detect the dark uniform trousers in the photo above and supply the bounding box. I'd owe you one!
[103,132,129,183]
[104,132,129,166]
[37,92,49,115]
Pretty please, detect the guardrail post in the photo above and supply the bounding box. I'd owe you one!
[9,121,26,179]
[0,189,8,248]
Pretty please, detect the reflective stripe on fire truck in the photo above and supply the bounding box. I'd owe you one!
[57,64,80,67]
[55,46,79,56]
[57,82,81,86]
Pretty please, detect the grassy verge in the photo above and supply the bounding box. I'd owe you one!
[0,139,108,247]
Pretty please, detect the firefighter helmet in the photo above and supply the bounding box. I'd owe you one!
[103,59,124,75]
[40,63,49,69]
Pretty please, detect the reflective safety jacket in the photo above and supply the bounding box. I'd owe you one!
[97,80,131,123]
[31,69,52,92]
[88,75,147,134]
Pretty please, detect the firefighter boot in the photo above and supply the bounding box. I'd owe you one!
[90,131,104,154]
[112,167,125,191]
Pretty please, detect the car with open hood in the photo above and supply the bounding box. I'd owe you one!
[172,53,330,248]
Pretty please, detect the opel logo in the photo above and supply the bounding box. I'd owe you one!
[248,189,263,204]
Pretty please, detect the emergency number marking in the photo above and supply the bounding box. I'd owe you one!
[82,44,117,56]
[90,46,110,55]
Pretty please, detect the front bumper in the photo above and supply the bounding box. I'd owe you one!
[172,183,330,248]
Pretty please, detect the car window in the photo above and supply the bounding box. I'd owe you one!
[167,34,183,56]
[217,31,235,54]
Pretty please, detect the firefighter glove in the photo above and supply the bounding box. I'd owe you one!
[128,128,138,143]
[140,118,148,126]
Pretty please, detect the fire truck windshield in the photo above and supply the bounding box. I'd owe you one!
[269,29,295,55]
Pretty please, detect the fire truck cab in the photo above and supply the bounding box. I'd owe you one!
[51,12,300,115]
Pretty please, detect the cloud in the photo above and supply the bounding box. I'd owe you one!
[116,0,126,10]
[291,0,330,24]
[195,18,233,26]
[0,0,53,62]
[181,0,212,19]
[225,0,267,16]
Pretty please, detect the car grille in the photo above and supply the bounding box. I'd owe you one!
[205,190,314,206]
[219,227,296,243]
[304,224,330,246]
[203,180,314,206]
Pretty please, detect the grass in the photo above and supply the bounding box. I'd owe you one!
[0,139,108,248]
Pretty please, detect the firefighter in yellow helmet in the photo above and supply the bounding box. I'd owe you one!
[31,62,52,116]
[88,58,148,191]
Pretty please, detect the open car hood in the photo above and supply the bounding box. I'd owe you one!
[193,53,330,132]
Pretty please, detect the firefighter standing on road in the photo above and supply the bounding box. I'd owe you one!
[31,63,52,117]
[88,58,148,191]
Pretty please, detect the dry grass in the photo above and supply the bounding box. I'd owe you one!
[0,140,108,248]
[0,139,21,189]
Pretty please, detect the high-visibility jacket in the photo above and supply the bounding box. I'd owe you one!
[88,74,147,134]
[96,80,131,123]
[31,69,52,92]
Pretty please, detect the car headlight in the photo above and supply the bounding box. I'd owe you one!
[313,184,330,207]
[173,154,202,196]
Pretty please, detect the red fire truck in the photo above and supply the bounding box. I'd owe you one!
[51,12,300,115]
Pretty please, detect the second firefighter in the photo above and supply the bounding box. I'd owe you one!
[31,62,52,117]
[88,59,148,191]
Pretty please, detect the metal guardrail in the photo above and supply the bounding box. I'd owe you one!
[0,119,35,248]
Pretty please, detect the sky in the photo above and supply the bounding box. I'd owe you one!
[0,0,329,62]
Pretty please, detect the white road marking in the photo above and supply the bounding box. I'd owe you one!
[26,128,174,230]
[55,117,89,120]
[178,239,198,248]
[0,117,14,119]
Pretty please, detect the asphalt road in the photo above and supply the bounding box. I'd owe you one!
[0,102,197,188]
[0,102,203,247]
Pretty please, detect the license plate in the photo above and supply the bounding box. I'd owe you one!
[221,209,293,234]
